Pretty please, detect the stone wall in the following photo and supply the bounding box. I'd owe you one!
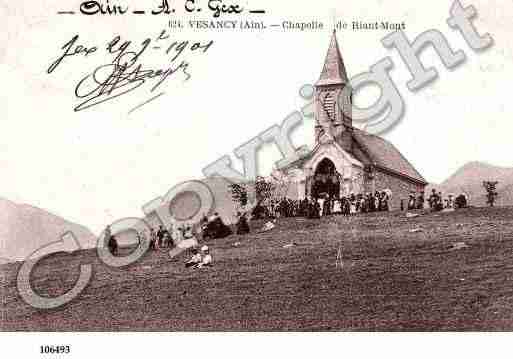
[368,169,425,210]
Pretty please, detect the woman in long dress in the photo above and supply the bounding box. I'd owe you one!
[236,212,250,235]
[349,196,356,216]
[317,197,325,217]
[333,198,342,214]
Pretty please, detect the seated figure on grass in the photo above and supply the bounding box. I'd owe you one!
[203,213,233,240]
[259,219,276,233]
[185,248,202,268]
[197,245,213,268]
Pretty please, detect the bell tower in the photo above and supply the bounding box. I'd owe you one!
[314,30,353,152]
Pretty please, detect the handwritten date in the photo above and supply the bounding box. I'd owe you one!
[47,33,214,111]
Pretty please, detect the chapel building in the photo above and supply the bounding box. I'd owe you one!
[273,31,427,210]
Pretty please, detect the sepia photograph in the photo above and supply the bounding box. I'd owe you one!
[1,0,513,356]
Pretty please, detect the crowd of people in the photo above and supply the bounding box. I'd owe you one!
[254,190,392,220]
[103,214,235,270]
[253,188,470,221]
[143,212,234,253]
[403,189,468,212]
[103,187,469,269]
[145,224,195,251]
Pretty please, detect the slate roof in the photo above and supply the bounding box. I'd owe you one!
[279,32,427,186]
[352,128,427,185]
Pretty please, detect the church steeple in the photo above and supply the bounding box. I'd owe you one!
[316,30,348,86]
[314,31,353,153]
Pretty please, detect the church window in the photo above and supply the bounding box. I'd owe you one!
[322,92,336,121]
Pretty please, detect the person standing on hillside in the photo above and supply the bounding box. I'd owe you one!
[104,225,118,255]
[428,189,438,209]
[368,193,376,212]
[323,194,331,216]
[437,192,444,211]
[149,228,158,251]
[446,194,455,209]
[374,191,380,211]
[163,232,172,248]
[407,193,416,210]
[172,224,183,243]
[236,212,250,235]
[314,198,321,218]
[107,231,118,256]
[417,192,425,209]
[349,194,357,216]
[157,225,166,248]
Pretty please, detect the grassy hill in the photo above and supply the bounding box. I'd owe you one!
[3,206,513,331]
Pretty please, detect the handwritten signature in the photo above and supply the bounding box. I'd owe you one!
[73,59,189,111]
[47,33,214,112]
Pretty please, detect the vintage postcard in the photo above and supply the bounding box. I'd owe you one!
[1,0,513,355]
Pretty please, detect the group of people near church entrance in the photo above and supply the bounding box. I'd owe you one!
[253,190,392,220]
[315,191,392,217]
[402,189,468,212]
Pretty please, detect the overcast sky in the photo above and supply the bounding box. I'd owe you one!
[2,0,512,233]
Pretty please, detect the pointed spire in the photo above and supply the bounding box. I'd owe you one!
[316,30,348,86]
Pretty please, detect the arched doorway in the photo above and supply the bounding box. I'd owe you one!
[311,158,341,199]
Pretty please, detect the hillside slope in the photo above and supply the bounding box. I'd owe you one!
[0,198,97,262]
[3,207,513,331]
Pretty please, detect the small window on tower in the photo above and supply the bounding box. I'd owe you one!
[322,92,335,121]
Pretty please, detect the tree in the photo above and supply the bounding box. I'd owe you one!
[251,176,277,219]
[254,176,276,206]
[482,181,499,207]
[229,177,277,219]
[229,183,248,207]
